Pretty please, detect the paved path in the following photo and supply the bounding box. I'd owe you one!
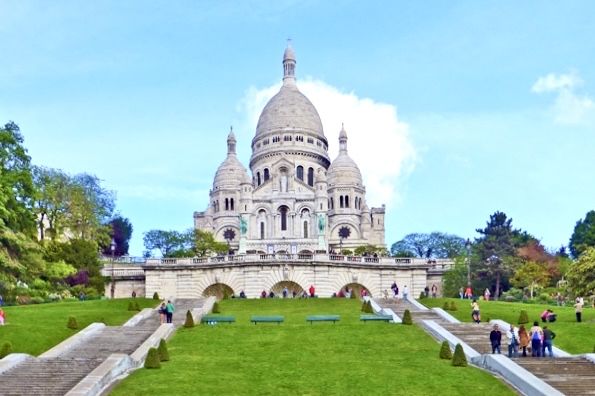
[0,298,204,396]
[377,298,595,396]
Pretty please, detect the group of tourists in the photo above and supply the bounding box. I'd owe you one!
[490,321,556,358]
[385,282,409,300]
[158,300,175,324]
[259,285,317,299]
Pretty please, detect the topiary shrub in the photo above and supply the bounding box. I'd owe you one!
[152,292,159,300]
[67,316,78,329]
[184,310,195,328]
[449,301,458,311]
[0,341,13,358]
[212,302,220,313]
[134,301,141,311]
[366,301,374,313]
[518,310,529,324]
[439,341,452,359]
[443,302,450,311]
[361,301,367,312]
[144,347,161,369]
[419,292,426,299]
[402,309,413,325]
[158,338,169,361]
[452,343,467,367]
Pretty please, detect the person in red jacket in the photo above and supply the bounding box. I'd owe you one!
[309,285,315,297]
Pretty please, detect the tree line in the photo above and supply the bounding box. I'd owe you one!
[1,121,132,303]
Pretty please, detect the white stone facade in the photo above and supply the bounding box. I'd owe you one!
[194,45,385,253]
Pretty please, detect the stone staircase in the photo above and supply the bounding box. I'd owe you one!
[512,357,595,396]
[377,298,595,396]
[0,298,204,396]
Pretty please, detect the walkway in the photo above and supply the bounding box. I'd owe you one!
[378,298,595,396]
[0,298,204,396]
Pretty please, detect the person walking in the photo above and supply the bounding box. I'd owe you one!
[507,324,519,358]
[529,321,543,357]
[484,288,491,301]
[542,326,556,357]
[574,298,584,322]
[431,284,438,298]
[158,302,166,324]
[518,324,530,357]
[489,324,502,354]
[165,300,175,324]
[403,285,409,300]
[309,285,315,298]
[471,299,481,323]
[391,282,398,298]
[459,287,464,300]
[465,286,473,299]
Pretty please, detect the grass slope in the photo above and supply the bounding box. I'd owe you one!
[0,298,156,356]
[112,299,514,396]
[422,298,594,354]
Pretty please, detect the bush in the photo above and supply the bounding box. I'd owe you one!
[144,347,161,369]
[402,309,413,325]
[134,301,141,311]
[184,310,195,328]
[366,301,374,313]
[30,296,45,304]
[443,302,450,311]
[67,316,78,329]
[518,310,529,324]
[212,302,220,314]
[0,341,13,358]
[439,341,452,359]
[128,301,136,311]
[452,343,467,367]
[449,301,458,311]
[361,301,367,312]
[158,339,169,361]
[419,292,426,299]
[152,292,159,300]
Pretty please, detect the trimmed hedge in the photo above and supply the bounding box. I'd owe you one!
[145,347,161,369]
[402,309,413,325]
[452,344,467,367]
[0,341,13,358]
[439,341,452,359]
[152,292,160,300]
[212,302,221,314]
[67,316,78,329]
[158,338,169,361]
[518,310,529,324]
[449,301,458,311]
[184,310,195,328]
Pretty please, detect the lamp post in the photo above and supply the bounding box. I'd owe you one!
[465,239,471,287]
[110,239,116,299]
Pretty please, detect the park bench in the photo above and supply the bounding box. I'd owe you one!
[360,314,393,323]
[201,315,236,324]
[306,315,340,324]
[250,315,284,324]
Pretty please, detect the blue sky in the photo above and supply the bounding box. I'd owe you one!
[1,1,594,255]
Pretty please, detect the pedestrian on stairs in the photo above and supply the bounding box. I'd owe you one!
[489,324,502,354]
[529,321,543,357]
[166,300,175,324]
[159,302,166,324]
[507,324,519,358]
[402,285,409,300]
[518,325,530,357]
[541,326,556,357]
[471,299,481,323]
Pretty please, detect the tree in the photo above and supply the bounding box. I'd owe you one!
[32,166,70,240]
[390,232,466,258]
[143,230,190,257]
[569,211,595,258]
[474,211,519,299]
[0,121,35,233]
[193,230,227,257]
[103,215,133,256]
[442,256,468,297]
[565,247,595,297]
[510,261,551,299]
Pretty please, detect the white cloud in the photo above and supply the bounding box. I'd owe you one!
[238,78,417,206]
[532,71,595,124]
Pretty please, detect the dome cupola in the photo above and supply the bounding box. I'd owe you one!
[327,125,363,187]
[213,127,251,190]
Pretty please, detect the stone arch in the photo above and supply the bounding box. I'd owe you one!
[196,271,242,299]
[270,280,304,296]
[202,283,235,299]
[336,283,371,298]
[330,271,374,297]
[261,266,309,293]
[298,249,313,254]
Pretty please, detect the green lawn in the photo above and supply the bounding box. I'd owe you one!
[112,299,514,396]
[422,298,594,354]
[0,298,156,356]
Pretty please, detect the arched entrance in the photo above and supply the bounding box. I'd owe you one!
[337,283,371,298]
[271,281,304,297]
[203,283,235,300]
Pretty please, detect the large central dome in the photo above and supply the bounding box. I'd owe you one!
[255,84,324,137]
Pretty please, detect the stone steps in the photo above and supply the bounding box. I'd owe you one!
[0,298,206,395]
[512,357,595,395]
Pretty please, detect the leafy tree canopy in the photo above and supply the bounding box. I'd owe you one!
[193,229,227,257]
[143,229,192,257]
[103,215,133,256]
[565,247,595,297]
[569,210,595,258]
[391,232,466,258]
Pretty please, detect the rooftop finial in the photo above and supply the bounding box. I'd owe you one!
[339,124,348,153]
[227,126,236,155]
[283,40,296,85]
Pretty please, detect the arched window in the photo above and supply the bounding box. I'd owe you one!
[296,165,304,181]
[216,200,220,212]
[340,196,344,208]
[224,198,229,211]
[230,198,234,211]
[307,167,314,186]
[345,196,349,208]
[257,172,261,186]
[330,197,334,209]
[279,206,288,231]
[260,222,265,239]
[303,221,308,238]
[264,168,270,181]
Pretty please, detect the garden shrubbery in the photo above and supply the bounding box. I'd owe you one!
[439,341,452,359]
[144,348,161,369]
[452,344,467,367]
[402,309,412,325]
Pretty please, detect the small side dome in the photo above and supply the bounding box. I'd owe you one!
[327,125,363,187]
[213,128,251,189]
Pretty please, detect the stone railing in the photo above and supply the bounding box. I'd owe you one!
[100,267,145,277]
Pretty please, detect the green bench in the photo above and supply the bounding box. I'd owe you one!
[306,315,340,324]
[250,315,284,324]
[201,315,236,324]
[360,314,393,322]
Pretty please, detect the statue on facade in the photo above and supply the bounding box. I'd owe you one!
[240,216,248,235]
[318,214,325,233]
